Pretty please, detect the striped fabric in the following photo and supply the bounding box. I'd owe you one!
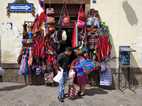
[100,63,112,86]
[68,85,77,98]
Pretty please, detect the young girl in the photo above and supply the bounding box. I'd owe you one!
[68,69,77,99]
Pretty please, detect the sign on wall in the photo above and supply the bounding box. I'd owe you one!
[8,3,33,13]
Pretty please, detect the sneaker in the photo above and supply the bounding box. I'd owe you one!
[60,98,64,102]
[80,92,85,96]
[58,96,64,102]
[77,91,81,96]
[64,93,69,98]
[77,91,85,96]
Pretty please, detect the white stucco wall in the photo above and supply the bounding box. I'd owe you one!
[91,0,142,68]
[0,0,39,63]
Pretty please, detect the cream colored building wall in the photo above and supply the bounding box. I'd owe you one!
[0,0,39,63]
[91,0,142,68]
[0,0,142,68]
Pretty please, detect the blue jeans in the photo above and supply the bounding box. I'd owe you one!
[58,71,68,98]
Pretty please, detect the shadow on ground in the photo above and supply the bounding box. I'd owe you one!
[67,87,108,101]
[0,85,26,91]
[85,87,108,96]
[0,76,3,82]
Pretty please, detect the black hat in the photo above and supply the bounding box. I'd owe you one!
[66,47,73,52]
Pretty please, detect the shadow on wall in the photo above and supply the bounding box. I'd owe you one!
[130,53,142,87]
[122,1,138,26]
[108,27,117,68]
[108,28,117,90]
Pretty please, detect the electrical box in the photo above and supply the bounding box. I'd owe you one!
[119,46,131,65]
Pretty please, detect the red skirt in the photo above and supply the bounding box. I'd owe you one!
[77,75,88,86]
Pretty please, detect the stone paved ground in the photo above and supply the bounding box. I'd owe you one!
[0,82,142,106]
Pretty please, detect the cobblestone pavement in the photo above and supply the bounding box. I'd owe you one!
[0,82,142,106]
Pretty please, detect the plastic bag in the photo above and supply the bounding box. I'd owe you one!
[53,67,63,83]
